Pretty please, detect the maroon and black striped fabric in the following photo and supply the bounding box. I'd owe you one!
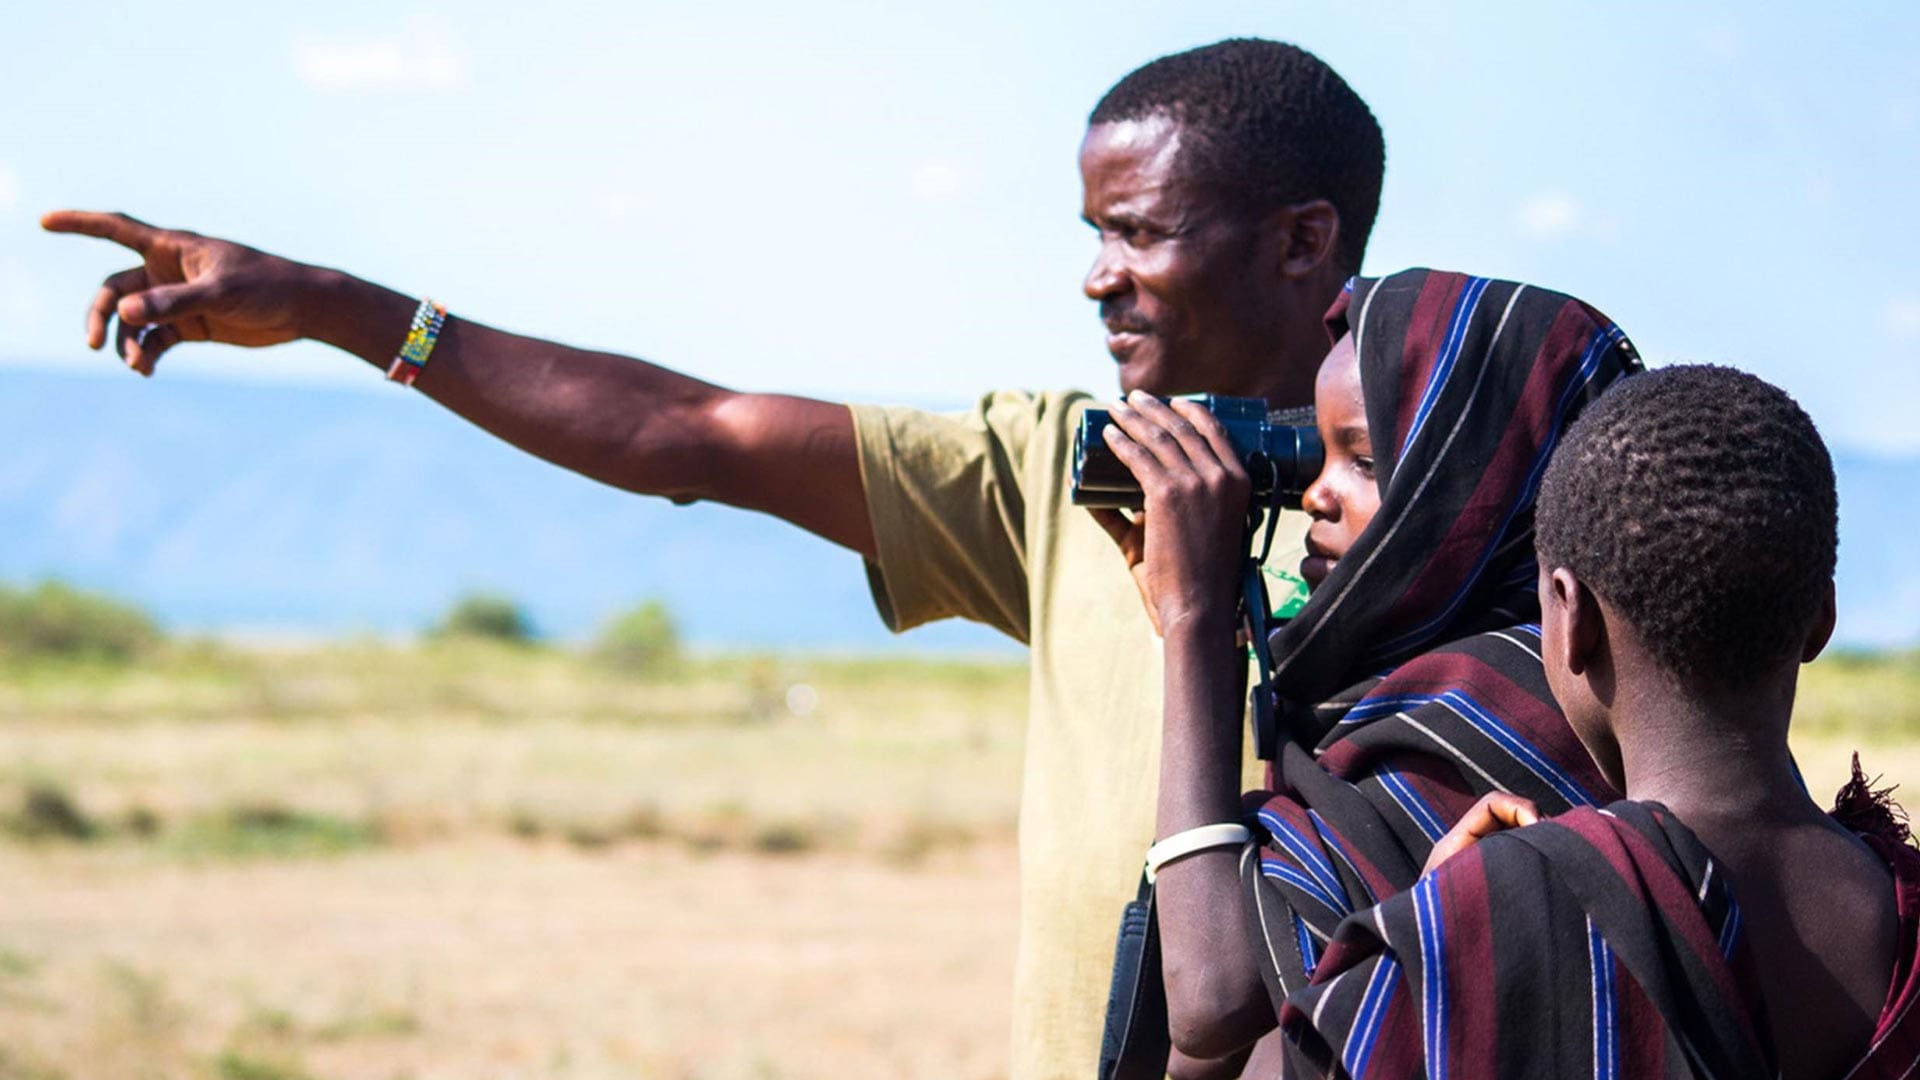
[1277,801,1920,1079]
[1240,270,1642,1002]
[1270,269,1640,716]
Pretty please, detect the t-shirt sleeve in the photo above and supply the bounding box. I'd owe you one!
[850,390,1077,643]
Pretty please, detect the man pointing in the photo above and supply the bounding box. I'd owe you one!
[45,38,1384,1078]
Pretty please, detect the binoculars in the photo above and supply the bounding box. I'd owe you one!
[1069,395,1324,511]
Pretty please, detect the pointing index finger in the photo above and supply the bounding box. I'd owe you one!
[40,210,160,255]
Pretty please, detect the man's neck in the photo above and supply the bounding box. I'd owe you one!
[1245,277,1345,408]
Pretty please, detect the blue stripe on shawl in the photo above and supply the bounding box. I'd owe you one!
[1399,276,1492,459]
[1343,953,1405,1079]
[1414,875,1449,1079]
[1335,692,1442,727]
[1718,897,1744,961]
[1377,770,1447,841]
[1261,857,1351,920]
[1438,689,1597,808]
[1295,911,1322,979]
[1259,808,1351,909]
[1310,809,1380,905]
[1368,321,1621,664]
[1589,916,1618,1080]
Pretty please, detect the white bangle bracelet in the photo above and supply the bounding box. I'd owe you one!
[1145,822,1252,883]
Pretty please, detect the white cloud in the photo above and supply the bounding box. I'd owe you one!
[0,163,19,210]
[1884,297,1920,340]
[293,15,466,94]
[1515,192,1583,241]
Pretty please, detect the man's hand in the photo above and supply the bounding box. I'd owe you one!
[43,209,878,557]
[1088,506,1164,635]
[41,210,319,376]
[1422,792,1540,875]
[1097,391,1250,637]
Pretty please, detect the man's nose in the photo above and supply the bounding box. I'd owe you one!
[1083,243,1128,301]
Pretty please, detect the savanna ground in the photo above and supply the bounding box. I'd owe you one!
[2,641,1918,1080]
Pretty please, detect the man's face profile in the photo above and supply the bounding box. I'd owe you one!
[1079,112,1282,398]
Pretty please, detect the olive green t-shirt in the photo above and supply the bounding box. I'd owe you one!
[851,390,1309,1080]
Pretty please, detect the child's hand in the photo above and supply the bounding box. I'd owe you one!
[1422,792,1541,874]
[1097,391,1250,637]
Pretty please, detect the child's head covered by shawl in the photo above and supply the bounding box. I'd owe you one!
[1099,268,1645,1062]
[1267,270,1644,746]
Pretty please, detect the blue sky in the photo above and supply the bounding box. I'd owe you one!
[4,1,1918,451]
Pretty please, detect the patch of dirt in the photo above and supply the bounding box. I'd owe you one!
[0,838,1018,1079]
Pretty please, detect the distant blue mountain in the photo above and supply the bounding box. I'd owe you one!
[2,367,1915,649]
[0,367,1006,652]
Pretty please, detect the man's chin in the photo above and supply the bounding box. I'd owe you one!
[1113,348,1169,397]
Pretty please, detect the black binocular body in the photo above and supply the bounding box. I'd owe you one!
[1069,395,1324,511]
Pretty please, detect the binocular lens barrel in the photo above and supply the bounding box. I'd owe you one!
[1069,396,1324,511]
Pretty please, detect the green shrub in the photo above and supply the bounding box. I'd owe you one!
[430,592,534,643]
[6,784,99,842]
[505,808,545,840]
[618,803,666,841]
[171,803,377,859]
[0,580,161,662]
[750,821,816,855]
[213,1050,314,1080]
[593,599,682,672]
[121,804,163,838]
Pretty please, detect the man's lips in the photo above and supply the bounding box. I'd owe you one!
[1105,329,1147,358]
[1100,302,1151,358]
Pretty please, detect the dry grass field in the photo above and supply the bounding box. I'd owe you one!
[2,641,1917,1080]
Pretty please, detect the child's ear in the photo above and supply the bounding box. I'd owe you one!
[1548,567,1604,677]
[1801,579,1838,663]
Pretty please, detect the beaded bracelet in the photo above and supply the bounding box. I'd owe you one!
[385,298,448,387]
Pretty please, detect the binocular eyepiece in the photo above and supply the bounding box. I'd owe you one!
[1070,395,1324,511]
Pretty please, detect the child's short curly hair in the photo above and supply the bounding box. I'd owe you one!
[1536,365,1836,688]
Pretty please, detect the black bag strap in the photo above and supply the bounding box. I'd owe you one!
[1096,871,1171,1080]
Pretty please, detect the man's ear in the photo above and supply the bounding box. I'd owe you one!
[1549,567,1605,677]
[1801,578,1838,663]
[1272,199,1341,279]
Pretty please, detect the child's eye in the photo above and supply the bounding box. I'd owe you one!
[1356,456,1376,478]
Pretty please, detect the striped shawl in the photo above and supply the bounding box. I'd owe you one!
[1277,801,1920,1079]
[1242,270,1641,1001]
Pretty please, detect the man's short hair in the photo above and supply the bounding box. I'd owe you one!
[1536,365,1838,689]
[1089,38,1386,275]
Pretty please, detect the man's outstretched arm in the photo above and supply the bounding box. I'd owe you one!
[41,210,875,558]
